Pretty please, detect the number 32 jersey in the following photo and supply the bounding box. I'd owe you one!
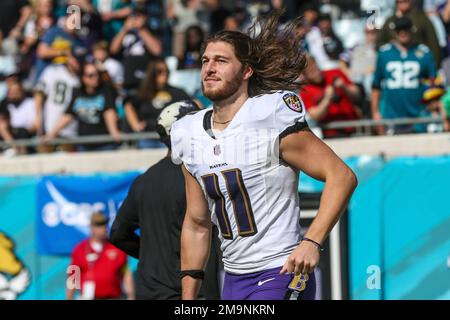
[171,91,308,274]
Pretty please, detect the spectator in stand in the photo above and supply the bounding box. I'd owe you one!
[124,57,190,148]
[223,14,241,31]
[301,56,362,138]
[341,26,379,118]
[67,211,135,300]
[378,0,441,66]
[166,0,207,59]
[302,6,341,70]
[372,16,437,135]
[34,51,82,152]
[205,0,231,35]
[0,0,32,42]
[0,80,37,155]
[92,40,124,89]
[438,84,450,131]
[421,82,449,132]
[0,34,20,101]
[92,0,132,41]
[44,61,122,151]
[21,0,55,57]
[35,12,86,84]
[67,0,103,49]
[178,25,204,70]
[110,6,162,93]
[317,13,344,64]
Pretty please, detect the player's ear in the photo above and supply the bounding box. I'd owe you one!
[242,65,253,81]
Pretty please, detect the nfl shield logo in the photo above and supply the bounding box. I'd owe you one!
[214,145,221,155]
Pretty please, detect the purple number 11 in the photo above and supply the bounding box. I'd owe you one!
[201,169,257,240]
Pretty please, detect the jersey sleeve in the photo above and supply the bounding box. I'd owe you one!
[274,91,308,139]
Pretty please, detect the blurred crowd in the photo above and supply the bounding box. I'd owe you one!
[0,0,450,155]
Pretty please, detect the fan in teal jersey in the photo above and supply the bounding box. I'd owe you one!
[371,16,437,134]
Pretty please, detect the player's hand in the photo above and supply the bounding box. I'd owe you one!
[280,240,320,275]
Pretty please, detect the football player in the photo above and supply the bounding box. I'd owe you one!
[171,11,357,300]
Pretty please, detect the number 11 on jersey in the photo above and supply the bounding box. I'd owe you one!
[201,169,257,240]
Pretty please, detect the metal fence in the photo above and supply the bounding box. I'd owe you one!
[0,117,444,149]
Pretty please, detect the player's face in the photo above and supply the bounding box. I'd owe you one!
[201,41,246,102]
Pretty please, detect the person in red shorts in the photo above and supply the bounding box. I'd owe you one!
[67,212,135,300]
[301,56,362,138]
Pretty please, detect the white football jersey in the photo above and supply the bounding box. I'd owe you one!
[35,65,80,137]
[171,91,308,274]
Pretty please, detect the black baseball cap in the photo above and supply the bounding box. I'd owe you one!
[391,16,413,31]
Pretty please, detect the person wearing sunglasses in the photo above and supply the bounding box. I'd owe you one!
[44,61,122,151]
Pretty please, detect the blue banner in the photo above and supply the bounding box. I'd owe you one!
[36,172,139,255]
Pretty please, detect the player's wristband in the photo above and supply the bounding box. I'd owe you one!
[301,237,324,251]
[180,269,205,280]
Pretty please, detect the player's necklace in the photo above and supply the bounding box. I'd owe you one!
[212,113,232,124]
[213,119,232,124]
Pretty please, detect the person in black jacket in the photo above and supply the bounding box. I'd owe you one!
[110,100,222,300]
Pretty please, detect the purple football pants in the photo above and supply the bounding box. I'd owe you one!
[222,266,316,300]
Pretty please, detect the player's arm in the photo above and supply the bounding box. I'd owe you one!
[279,129,357,275]
[180,164,212,300]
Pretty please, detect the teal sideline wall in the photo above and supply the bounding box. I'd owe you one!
[1,156,449,299]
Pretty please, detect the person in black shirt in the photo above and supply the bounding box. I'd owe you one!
[124,57,190,148]
[178,25,204,70]
[110,6,162,92]
[44,61,122,151]
[110,100,222,300]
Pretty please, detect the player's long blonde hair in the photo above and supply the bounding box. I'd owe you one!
[202,10,307,97]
